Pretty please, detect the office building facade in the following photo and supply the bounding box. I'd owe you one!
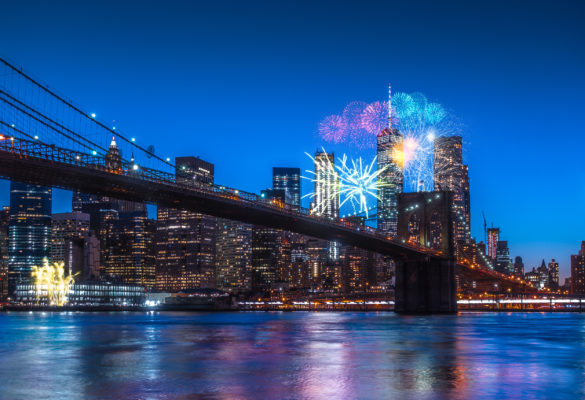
[495,240,513,275]
[156,157,216,291]
[215,219,253,292]
[571,242,585,295]
[487,228,500,263]
[548,259,559,291]
[8,182,52,293]
[102,211,156,289]
[272,167,301,207]
[433,136,471,254]
[377,127,403,236]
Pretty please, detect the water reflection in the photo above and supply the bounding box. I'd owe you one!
[0,312,584,399]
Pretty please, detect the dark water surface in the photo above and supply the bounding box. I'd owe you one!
[0,311,583,399]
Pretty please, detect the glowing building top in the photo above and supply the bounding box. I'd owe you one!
[105,136,122,171]
[377,84,403,236]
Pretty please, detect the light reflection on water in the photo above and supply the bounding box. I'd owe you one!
[0,312,584,399]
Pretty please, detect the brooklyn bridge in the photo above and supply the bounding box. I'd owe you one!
[0,58,535,313]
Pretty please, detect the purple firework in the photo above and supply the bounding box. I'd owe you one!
[352,101,388,148]
[342,101,371,148]
[342,101,367,130]
[360,101,389,135]
[319,115,347,144]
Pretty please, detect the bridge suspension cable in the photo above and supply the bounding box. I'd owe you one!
[0,57,174,172]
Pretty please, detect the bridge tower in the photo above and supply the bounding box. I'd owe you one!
[394,191,457,313]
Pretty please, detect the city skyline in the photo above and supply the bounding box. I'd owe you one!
[1,0,584,279]
[2,3,585,398]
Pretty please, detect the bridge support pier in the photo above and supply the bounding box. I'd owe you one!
[394,257,457,314]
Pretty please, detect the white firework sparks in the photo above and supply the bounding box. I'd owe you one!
[302,150,389,218]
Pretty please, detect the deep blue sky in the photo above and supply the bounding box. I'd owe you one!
[1,0,584,278]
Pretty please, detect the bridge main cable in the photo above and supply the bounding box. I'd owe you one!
[0,89,107,155]
[0,57,173,168]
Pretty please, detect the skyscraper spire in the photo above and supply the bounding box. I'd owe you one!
[388,83,392,129]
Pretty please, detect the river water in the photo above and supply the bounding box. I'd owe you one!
[0,311,583,399]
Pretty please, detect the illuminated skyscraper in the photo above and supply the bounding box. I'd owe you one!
[342,245,376,293]
[102,210,156,289]
[548,259,559,291]
[105,136,122,171]
[487,228,500,263]
[340,217,376,293]
[312,151,340,261]
[251,225,279,288]
[250,189,287,289]
[8,182,52,293]
[272,168,305,287]
[312,151,339,218]
[272,167,301,207]
[495,240,513,275]
[215,219,252,292]
[377,131,403,236]
[156,157,216,291]
[306,238,328,283]
[571,243,585,294]
[288,235,310,288]
[433,136,471,251]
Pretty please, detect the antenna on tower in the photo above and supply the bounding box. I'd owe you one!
[388,83,392,129]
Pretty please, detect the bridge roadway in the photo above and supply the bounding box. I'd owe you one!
[0,136,438,260]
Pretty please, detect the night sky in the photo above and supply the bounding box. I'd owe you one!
[1,0,584,278]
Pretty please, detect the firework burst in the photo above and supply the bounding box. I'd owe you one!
[342,101,369,148]
[360,101,389,137]
[317,89,462,192]
[302,149,389,218]
[392,92,461,192]
[336,154,389,217]
[318,115,347,144]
